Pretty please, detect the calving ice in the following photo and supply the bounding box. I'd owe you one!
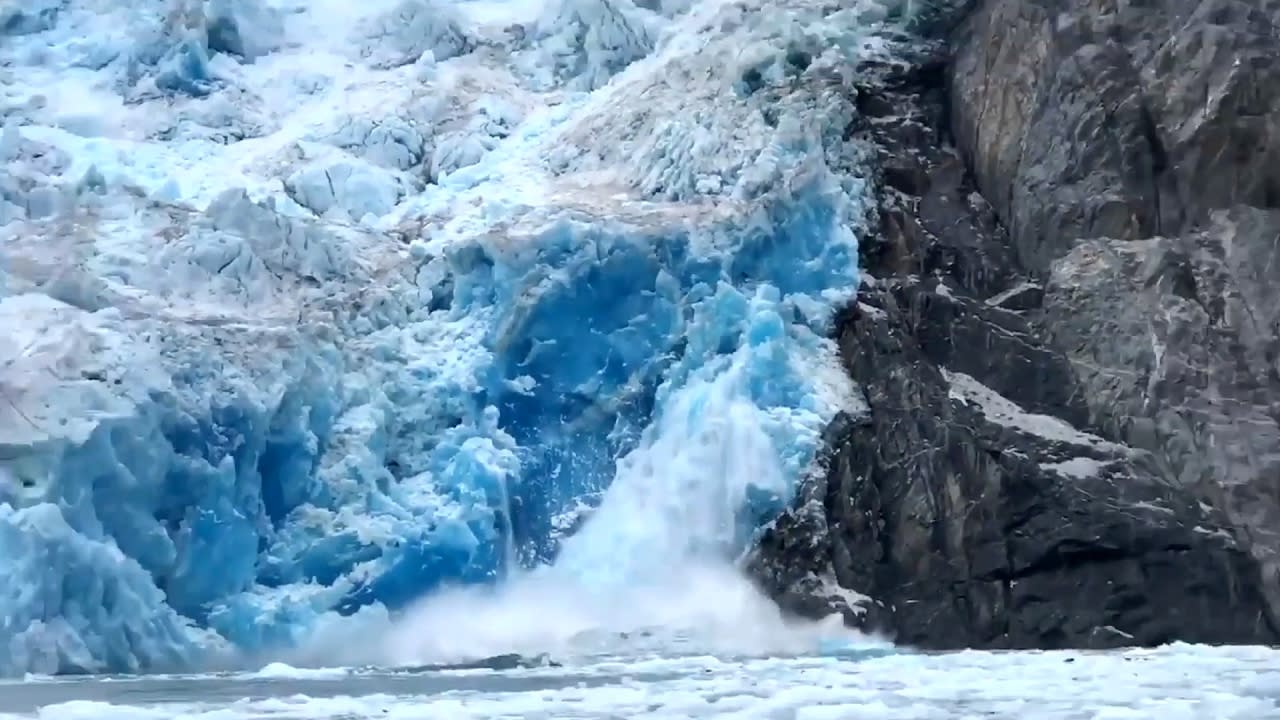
[0,0,914,675]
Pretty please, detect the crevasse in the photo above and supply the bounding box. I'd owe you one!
[0,0,911,675]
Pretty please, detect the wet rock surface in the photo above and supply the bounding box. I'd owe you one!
[748,0,1280,649]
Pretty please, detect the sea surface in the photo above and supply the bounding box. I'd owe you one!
[4,645,1280,719]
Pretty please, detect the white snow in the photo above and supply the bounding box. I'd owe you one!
[943,369,1123,450]
[1040,456,1110,479]
[985,280,1041,308]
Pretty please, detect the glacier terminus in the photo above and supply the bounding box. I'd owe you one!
[0,0,921,675]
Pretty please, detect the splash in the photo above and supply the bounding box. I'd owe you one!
[336,334,875,668]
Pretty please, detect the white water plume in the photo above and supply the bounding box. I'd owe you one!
[332,354,876,668]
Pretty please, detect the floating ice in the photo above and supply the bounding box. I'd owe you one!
[0,0,913,675]
[6,645,1280,719]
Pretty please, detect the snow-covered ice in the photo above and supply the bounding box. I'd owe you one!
[0,0,921,675]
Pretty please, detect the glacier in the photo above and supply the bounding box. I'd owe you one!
[0,0,914,675]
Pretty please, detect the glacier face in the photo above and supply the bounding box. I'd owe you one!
[0,0,910,675]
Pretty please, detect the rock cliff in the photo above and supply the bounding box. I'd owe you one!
[749,0,1280,648]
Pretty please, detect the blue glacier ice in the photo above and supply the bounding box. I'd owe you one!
[0,0,914,675]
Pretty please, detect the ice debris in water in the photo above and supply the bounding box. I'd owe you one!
[0,0,914,676]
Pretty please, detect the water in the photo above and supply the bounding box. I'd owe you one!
[3,646,1279,718]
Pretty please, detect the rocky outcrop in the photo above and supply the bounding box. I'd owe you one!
[951,0,1280,275]
[748,0,1280,648]
[1042,210,1280,623]
[952,0,1280,624]
[754,277,1274,648]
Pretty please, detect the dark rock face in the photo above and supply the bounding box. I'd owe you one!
[748,0,1280,649]
[951,0,1280,275]
[954,0,1280,626]
[1042,210,1280,622]
[756,278,1274,648]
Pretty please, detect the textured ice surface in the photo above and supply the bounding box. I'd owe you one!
[0,0,907,675]
[2,645,1280,718]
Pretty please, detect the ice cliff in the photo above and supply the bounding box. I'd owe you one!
[0,0,911,674]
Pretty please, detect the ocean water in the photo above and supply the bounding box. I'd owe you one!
[3,645,1280,719]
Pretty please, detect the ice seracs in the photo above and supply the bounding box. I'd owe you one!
[0,0,918,675]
